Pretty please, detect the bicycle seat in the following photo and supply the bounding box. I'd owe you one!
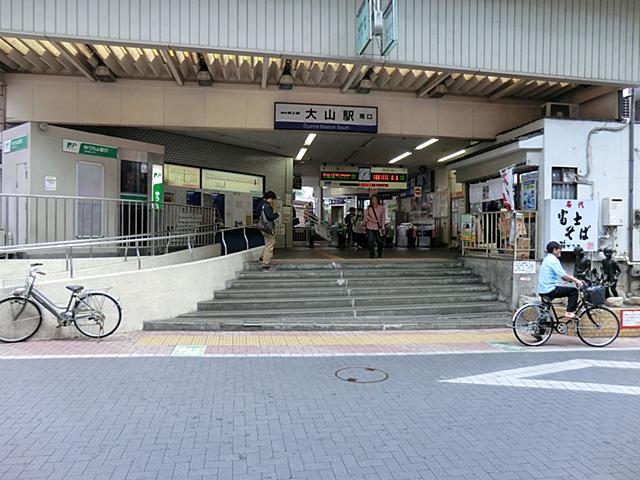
[540,295,553,305]
[66,285,84,293]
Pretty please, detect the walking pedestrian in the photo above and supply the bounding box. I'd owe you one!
[344,207,356,248]
[364,194,386,259]
[352,208,365,250]
[257,191,279,271]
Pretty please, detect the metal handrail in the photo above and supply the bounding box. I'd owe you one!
[0,223,217,253]
[0,224,261,277]
[0,193,219,246]
[0,224,257,253]
[0,192,186,204]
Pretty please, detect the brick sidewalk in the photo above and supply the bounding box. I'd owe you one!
[2,329,640,358]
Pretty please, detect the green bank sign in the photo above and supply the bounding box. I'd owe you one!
[3,135,28,153]
[63,138,118,158]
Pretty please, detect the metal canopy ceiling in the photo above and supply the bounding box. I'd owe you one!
[164,128,472,178]
[0,36,608,102]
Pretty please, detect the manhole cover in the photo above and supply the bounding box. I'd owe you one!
[335,367,389,384]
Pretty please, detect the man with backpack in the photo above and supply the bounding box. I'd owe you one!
[257,191,279,271]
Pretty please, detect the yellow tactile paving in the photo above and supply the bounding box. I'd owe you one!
[135,331,515,347]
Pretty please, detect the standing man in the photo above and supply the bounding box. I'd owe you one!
[344,207,356,248]
[258,191,279,272]
[364,194,386,259]
[538,241,584,318]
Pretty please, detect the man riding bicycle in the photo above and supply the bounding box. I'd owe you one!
[538,241,584,320]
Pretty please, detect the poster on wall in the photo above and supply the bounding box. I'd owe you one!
[546,199,598,251]
[450,195,465,240]
[432,191,449,218]
[460,214,476,242]
[202,169,264,196]
[164,164,201,188]
[520,172,537,210]
[469,178,502,204]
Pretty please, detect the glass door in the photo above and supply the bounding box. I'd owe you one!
[120,160,149,237]
[76,161,104,238]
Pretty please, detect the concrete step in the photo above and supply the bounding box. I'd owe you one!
[143,311,512,332]
[236,268,474,280]
[198,292,498,311]
[181,301,508,319]
[243,261,464,271]
[213,284,491,299]
[226,276,482,289]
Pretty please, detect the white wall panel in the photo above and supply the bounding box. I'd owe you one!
[1,0,639,84]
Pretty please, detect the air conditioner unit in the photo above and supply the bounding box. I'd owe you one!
[541,102,579,119]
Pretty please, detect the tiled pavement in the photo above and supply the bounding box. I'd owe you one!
[2,329,640,358]
[2,330,640,480]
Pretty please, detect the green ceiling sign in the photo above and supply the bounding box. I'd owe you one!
[63,138,118,158]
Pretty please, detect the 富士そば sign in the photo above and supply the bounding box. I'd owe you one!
[546,199,598,251]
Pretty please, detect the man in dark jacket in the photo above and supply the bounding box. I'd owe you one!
[260,191,279,271]
[344,207,356,248]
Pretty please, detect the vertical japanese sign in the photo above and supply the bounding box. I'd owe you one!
[546,199,598,251]
[382,0,398,55]
[356,0,372,54]
[500,166,514,211]
[152,164,163,210]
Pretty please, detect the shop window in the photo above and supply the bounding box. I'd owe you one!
[551,167,577,200]
[120,160,148,196]
[186,191,201,206]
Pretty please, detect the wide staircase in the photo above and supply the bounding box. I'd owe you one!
[144,260,512,331]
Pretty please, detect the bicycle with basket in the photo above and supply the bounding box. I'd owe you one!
[512,278,620,347]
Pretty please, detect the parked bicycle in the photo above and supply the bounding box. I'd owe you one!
[0,263,122,342]
[512,285,620,347]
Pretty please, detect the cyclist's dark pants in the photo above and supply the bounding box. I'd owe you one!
[540,286,579,312]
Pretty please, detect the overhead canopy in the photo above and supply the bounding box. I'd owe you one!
[0,36,617,103]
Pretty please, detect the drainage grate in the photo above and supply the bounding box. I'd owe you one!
[335,367,389,384]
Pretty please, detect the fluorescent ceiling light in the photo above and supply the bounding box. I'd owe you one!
[437,149,466,163]
[414,138,439,150]
[295,147,307,161]
[304,133,317,146]
[388,152,412,164]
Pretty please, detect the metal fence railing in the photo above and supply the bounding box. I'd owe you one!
[461,210,538,259]
[0,224,264,276]
[0,193,218,247]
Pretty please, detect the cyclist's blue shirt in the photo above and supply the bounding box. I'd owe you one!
[538,253,567,294]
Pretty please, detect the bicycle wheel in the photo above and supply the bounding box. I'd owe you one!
[0,296,42,343]
[576,306,620,347]
[73,292,122,338]
[512,303,553,346]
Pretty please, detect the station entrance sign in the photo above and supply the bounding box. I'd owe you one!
[275,103,377,133]
[321,165,407,189]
